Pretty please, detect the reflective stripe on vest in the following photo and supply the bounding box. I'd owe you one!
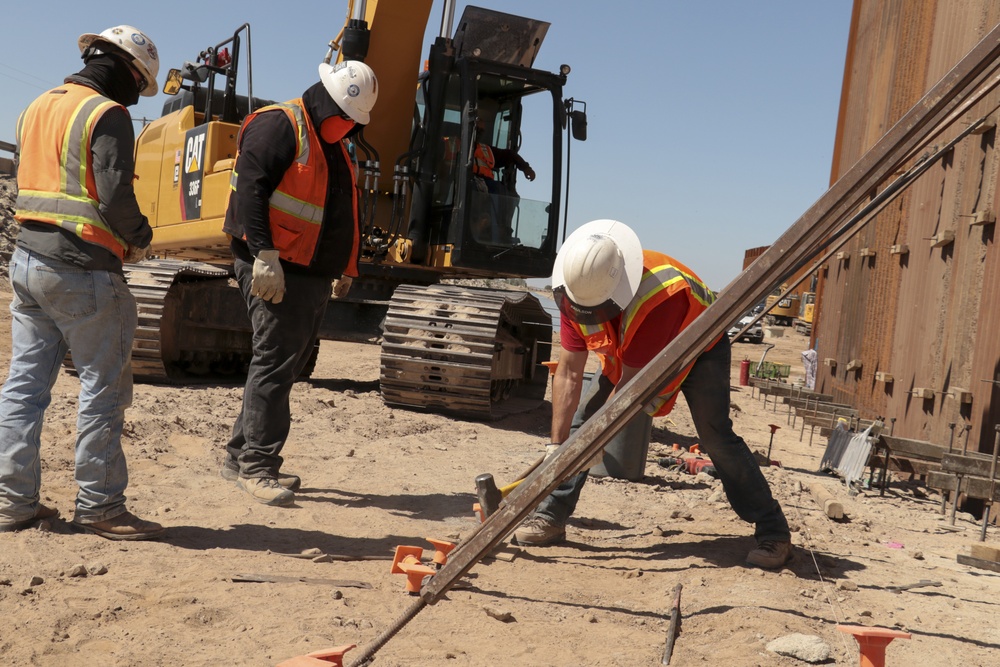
[14,84,128,259]
[570,251,716,416]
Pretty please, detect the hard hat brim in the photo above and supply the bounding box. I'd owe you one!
[552,219,643,317]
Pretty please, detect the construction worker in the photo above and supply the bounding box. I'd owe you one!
[220,61,378,506]
[470,110,535,243]
[514,220,793,569]
[0,26,164,539]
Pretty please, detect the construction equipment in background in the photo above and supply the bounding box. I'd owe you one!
[126,0,587,420]
[0,140,15,175]
[795,291,816,334]
[764,284,800,326]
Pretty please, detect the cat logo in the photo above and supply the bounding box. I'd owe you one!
[181,127,208,220]
[185,131,206,174]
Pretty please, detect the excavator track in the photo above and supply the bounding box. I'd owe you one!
[380,284,552,420]
[123,259,252,382]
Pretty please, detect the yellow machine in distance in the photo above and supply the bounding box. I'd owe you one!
[764,285,800,327]
[795,291,816,334]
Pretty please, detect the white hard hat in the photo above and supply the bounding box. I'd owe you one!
[318,61,378,124]
[552,220,643,324]
[79,25,159,97]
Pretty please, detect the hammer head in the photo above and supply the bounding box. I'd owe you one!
[474,473,502,518]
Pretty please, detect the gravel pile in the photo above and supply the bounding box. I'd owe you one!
[0,174,17,280]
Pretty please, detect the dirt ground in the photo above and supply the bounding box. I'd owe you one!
[0,294,999,667]
[1,171,999,666]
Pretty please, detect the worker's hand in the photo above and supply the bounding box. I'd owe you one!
[251,249,285,304]
[523,165,536,181]
[332,275,353,299]
[123,244,151,264]
[544,443,560,461]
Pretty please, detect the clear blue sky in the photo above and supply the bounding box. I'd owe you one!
[0,1,852,290]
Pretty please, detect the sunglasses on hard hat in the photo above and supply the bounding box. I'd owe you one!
[553,285,622,327]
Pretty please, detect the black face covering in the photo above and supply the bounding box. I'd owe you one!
[72,52,141,106]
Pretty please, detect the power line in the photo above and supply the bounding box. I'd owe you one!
[0,61,54,89]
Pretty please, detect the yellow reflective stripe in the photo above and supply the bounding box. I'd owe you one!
[17,190,125,244]
[578,321,609,336]
[62,96,117,198]
[259,102,309,164]
[624,264,714,324]
[230,167,239,192]
[269,189,324,224]
[287,104,309,165]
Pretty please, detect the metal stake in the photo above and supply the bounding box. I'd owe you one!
[942,423,956,515]
[766,424,780,463]
[982,427,1000,541]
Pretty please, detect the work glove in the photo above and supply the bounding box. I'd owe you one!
[124,244,151,263]
[251,249,285,304]
[544,443,560,461]
[332,275,353,299]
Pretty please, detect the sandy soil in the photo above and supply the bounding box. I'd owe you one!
[0,290,999,667]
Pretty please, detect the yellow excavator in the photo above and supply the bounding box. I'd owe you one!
[794,291,815,334]
[763,285,800,327]
[127,0,587,419]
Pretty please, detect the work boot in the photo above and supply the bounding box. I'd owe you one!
[220,462,301,491]
[0,504,60,533]
[72,511,165,541]
[238,476,295,507]
[513,515,566,546]
[746,540,793,569]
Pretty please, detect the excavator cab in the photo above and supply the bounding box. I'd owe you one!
[400,5,583,280]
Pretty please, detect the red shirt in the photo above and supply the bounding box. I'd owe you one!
[560,292,690,367]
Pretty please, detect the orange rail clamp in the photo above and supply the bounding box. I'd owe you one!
[276,644,356,667]
[472,502,485,523]
[837,625,911,667]
[426,538,456,568]
[390,545,436,594]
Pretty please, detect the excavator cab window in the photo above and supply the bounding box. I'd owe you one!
[463,74,553,252]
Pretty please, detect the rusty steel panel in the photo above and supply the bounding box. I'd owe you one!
[743,245,769,271]
[818,0,1000,455]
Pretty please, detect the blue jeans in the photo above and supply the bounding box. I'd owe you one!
[0,247,136,524]
[534,337,790,543]
[225,257,331,478]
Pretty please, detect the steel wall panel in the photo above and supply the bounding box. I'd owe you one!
[818,0,1000,454]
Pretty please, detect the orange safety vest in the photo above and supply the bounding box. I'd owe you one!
[231,99,360,273]
[14,83,129,260]
[568,250,718,416]
[472,143,495,178]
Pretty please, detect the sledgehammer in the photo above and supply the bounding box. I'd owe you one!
[475,455,546,519]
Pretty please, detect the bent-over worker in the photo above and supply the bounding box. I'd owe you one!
[513,220,793,569]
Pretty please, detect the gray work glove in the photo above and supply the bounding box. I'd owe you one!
[332,275,353,299]
[251,249,285,304]
[124,244,151,263]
